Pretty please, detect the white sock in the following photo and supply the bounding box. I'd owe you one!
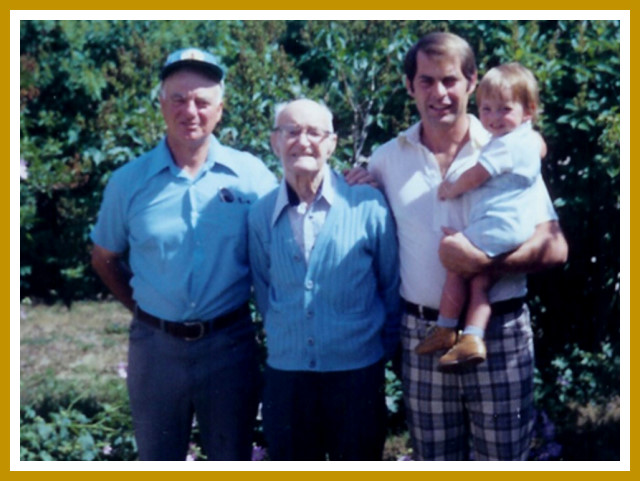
[462,325,485,339]
[437,315,458,329]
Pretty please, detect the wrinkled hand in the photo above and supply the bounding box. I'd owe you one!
[438,227,491,278]
[343,166,378,188]
[437,181,457,200]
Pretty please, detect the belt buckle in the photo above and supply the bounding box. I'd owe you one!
[183,322,205,341]
[417,305,426,320]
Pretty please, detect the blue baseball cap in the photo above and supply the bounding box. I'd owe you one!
[160,47,225,82]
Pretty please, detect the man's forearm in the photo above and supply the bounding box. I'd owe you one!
[490,220,568,275]
[439,221,568,278]
[91,247,136,312]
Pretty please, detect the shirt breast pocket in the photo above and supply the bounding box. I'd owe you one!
[202,196,251,261]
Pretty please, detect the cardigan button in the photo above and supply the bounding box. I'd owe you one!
[305,280,314,290]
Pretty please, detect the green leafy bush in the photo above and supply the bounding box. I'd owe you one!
[20,388,137,461]
[534,342,620,460]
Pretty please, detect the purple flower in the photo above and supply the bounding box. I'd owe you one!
[20,158,28,180]
[397,455,413,461]
[102,444,113,455]
[252,445,267,461]
[186,443,198,461]
[546,442,562,459]
[117,362,128,379]
[542,418,556,440]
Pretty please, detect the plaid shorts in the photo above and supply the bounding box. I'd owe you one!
[402,304,535,461]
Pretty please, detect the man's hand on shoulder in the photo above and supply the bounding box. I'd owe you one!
[343,166,379,188]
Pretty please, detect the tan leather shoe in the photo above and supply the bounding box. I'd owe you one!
[414,326,457,355]
[438,334,487,372]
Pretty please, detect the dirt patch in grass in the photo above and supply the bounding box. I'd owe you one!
[20,301,131,402]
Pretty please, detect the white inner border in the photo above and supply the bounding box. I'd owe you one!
[10,9,630,472]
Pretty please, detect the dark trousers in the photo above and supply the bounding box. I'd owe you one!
[262,360,387,461]
[127,314,259,461]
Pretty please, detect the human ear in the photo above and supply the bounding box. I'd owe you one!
[326,134,338,157]
[466,72,478,93]
[529,102,538,119]
[270,131,282,158]
[405,76,415,96]
[523,103,535,122]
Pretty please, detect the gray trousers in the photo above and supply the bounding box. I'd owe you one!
[127,312,259,460]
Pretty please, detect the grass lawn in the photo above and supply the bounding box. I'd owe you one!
[20,301,131,405]
[19,300,413,461]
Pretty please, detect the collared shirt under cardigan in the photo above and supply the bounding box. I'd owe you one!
[91,134,277,322]
[368,115,558,309]
[248,168,402,372]
[278,171,332,265]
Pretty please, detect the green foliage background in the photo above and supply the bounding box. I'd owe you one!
[20,20,621,459]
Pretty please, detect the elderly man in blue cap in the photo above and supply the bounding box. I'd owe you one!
[91,48,277,460]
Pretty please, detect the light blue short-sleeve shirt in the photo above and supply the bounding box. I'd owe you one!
[464,121,542,257]
[91,135,277,321]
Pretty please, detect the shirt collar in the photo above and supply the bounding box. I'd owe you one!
[144,134,240,181]
[271,164,335,227]
[467,114,491,149]
[206,135,241,176]
[398,121,423,147]
[398,115,491,151]
[510,120,533,136]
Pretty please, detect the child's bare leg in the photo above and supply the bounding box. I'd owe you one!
[438,273,493,370]
[439,270,467,320]
[464,273,493,333]
[414,271,463,355]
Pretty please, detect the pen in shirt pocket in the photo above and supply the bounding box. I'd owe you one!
[218,187,236,203]
[218,187,251,204]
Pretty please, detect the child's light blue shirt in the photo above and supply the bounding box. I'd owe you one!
[464,121,543,257]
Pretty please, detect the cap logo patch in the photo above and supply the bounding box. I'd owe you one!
[181,49,206,62]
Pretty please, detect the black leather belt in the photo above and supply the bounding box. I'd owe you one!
[404,300,439,321]
[404,297,526,321]
[490,297,527,316]
[135,303,250,341]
